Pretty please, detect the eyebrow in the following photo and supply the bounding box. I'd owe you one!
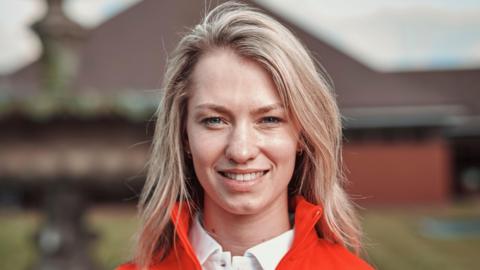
[194,103,284,116]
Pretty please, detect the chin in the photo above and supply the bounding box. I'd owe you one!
[221,196,265,215]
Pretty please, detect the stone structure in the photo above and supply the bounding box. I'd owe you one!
[30,1,94,269]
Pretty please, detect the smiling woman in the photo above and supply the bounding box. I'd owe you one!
[117,1,373,270]
[186,50,299,245]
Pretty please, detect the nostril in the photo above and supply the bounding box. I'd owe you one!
[225,146,258,163]
[225,142,260,163]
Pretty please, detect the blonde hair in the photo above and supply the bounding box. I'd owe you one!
[135,1,362,268]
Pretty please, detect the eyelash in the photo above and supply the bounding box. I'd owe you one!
[201,117,225,126]
[260,116,282,124]
[200,116,283,127]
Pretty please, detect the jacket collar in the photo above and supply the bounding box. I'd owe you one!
[289,196,323,252]
[170,196,324,262]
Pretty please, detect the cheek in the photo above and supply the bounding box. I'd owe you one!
[260,132,299,163]
[187,126,225,169]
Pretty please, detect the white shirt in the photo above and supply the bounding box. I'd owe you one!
[189,214,294,270]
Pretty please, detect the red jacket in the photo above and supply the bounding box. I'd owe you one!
[117,197,374,270]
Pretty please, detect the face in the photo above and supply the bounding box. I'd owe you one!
[185,49,300,217]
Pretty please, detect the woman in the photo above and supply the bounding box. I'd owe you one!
[118,1,373,269]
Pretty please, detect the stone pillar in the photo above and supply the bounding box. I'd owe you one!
[33,182,97,270]
[30,1,96,269]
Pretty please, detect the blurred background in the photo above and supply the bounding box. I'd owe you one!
[0,0,479,269]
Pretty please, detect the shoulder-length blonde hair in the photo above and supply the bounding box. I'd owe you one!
[136,1,362,268]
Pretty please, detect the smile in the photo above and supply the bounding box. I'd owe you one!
[218,170,268,181]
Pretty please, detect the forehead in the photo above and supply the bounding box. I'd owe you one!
[189,49,281,107]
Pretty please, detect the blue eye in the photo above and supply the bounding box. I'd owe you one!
[261,116,281,124]
[202,117,224,126]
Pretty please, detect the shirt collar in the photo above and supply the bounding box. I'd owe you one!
[174,197,324,265]
[188,213,223,265]
[245,229,294,270]
[188,213,294,269]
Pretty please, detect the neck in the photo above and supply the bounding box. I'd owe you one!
[201,197,291,256]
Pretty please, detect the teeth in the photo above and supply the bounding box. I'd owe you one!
[224,171,265,181]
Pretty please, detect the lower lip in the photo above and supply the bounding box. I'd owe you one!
[218,171,267,192]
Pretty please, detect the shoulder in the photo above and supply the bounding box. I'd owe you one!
[115,259,187,270]
[286,239,374,269]
[314,240,374,269]
[115,262,168,270]
[115,262,137,270]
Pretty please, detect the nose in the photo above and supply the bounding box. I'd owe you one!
[225,123,259,164]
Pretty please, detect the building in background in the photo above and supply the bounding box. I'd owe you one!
[0,0,479,206]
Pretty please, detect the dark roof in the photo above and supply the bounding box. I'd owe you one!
[1,0,479,132]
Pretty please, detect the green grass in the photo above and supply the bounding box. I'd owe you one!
[0,211,39,270]
[362,203,480,270]
[1,203,479,270]
[0,207,138,270]
[88,207,139,270]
